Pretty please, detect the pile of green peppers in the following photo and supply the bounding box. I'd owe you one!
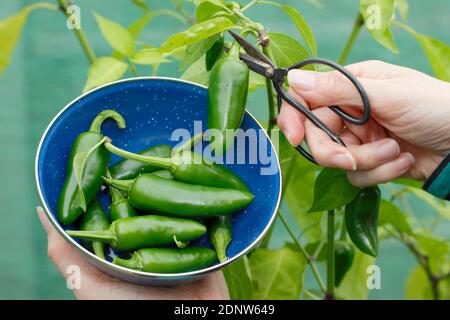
[58,40,252,274]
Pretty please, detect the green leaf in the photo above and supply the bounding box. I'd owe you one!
[269,32,309,68]
[0,2,56,75]
[131,50,171,65]
[378,199,413,235]
[397,23,450,81]
[72,137,107,211]
[359,0,399,53]
[94,12,135,57]
[308,168,360,212]
[279,133,324,242]
[394,0,409,20]
[336,251,375,299]
[406,187,450,220]
[195,0,232,23]
[128,12,154,37]
[249,244,306,299]
[83,57,128,92]
[181,55,210,85]
[259,1,317,56]
[180,34,220,70]
[391,177,422,189]
[415,233,449,273]
[405,266,433,299]
[223,256,253,300]
[159,16,235,53]
[248,71,266,93]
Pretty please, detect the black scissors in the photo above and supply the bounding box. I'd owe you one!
[228,30,371,164]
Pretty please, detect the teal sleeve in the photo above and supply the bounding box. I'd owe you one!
[423,153,450,200]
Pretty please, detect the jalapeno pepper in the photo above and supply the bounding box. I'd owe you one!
[105,143,249,191]
[209,215,232,262]
[205,36,224,71]
[58,110,126,225]
[104,174,254,218]
[113,247,217,273]
[207,42,249,153]
[334,241,355,287]
[345,186,381,257]
[109,144,172,180]
[67,215,206,252]
[79,199,110,259]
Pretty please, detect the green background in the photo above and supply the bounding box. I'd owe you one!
[0,0,449,299]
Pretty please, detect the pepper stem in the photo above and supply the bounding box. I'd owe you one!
[67,229,115,244]
[103,176,134,192]
[89,110,126,133]
[104,142,176,171]
[92,241,106,260]
[171,132,205,156]
[113,252,144,271]
[106,170,125,203]
[228,41,240,60]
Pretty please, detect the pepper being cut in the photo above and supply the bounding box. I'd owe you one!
[79,199,110,259]
[345,186,381,257]
[104,173,254,218]
[58,109,125,225]
[113,247,217,273]
[67,215,207,251]
[207,42,249,153]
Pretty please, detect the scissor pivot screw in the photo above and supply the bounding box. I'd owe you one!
[265,68,274,78]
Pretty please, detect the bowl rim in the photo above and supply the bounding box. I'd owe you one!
[35,76,282,279]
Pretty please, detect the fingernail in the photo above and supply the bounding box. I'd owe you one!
[286,132,296,146]
[287,70,316,91]
[332,153,357,171]
[395,152,415,170]
[377,140,400,162]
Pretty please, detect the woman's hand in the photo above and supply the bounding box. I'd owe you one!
[278,60,450,187]
[37,207,229,300]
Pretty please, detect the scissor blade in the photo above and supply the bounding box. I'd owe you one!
[239,53,274,77]
[228,30,275,67]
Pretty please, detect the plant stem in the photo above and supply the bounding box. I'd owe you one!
[326,209,336,299]
[278,210,327,294]
[337,13,364,65]
[57,0,97,64]
[242,0,258,11]
[262,45,278,132]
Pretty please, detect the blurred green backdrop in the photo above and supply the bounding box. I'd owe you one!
[0,0,449,299]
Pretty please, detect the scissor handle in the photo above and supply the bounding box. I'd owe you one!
[275,58,371,164]
[289,58,371,125]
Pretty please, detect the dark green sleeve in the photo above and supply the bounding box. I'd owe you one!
[423,153,450,200]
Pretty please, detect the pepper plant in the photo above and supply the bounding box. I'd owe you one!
[2,0,450,299]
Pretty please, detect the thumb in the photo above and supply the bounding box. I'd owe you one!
[287,69,384,110]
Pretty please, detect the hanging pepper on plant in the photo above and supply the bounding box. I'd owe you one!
[345,186,381,257]
[207,40,249,154]
[57,109,125,225]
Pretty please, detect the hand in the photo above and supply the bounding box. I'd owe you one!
[37,207,229,300]
[278,60,450,187]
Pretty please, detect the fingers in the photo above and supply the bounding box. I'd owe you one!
[347,153,415,187]
[347,138,401,170]
[277,89,307,145]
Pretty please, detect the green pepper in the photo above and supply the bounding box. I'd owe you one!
[207,42,249,153]
[104,174,254,218]
[105,143,249,191]
[113,247,217,273]
[205,36,224,71]
[209,215,232,262]
[109,144,172,180]
[345,186,380,257]
[334,241,355,287]
[66,215,206,252]
[79,199,110,259]
[58,110,126,225]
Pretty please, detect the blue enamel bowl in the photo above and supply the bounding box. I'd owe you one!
[35,77,281,286]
